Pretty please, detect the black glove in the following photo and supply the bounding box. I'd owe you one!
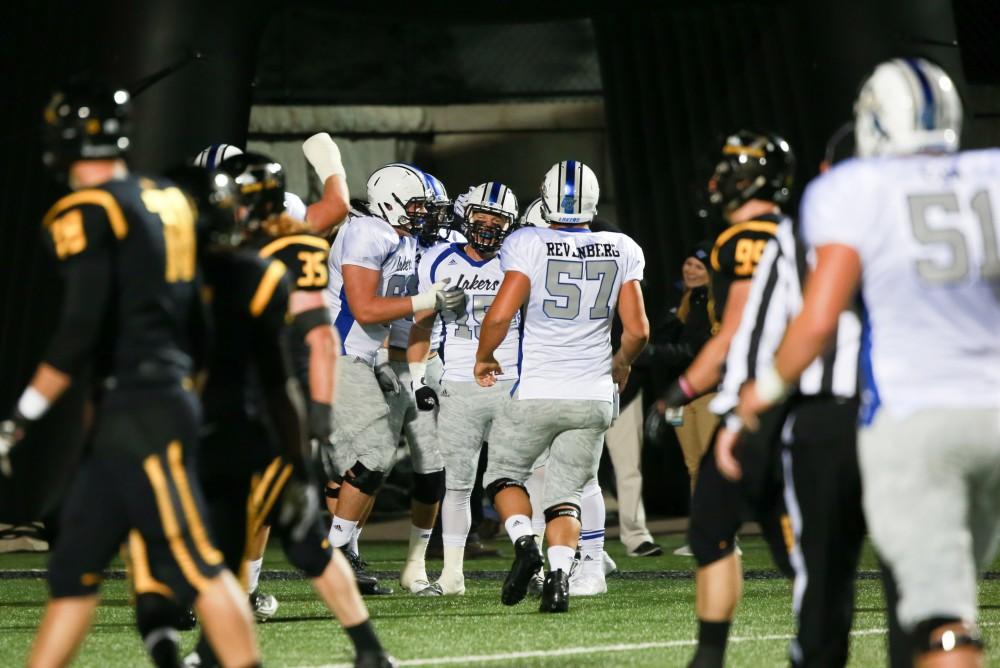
[277,478,321,542]
[662,377,697,408]
[412,376,438,411]
[308,401,333,442]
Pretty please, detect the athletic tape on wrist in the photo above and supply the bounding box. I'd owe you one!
[17,387,50,421]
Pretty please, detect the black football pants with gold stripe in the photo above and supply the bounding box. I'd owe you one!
[48,388,223,606]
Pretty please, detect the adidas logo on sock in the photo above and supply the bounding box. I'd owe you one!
[334,525,343,531]
[584,555,594,561]
[512,520,524,527]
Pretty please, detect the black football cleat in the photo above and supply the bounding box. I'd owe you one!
[501,535,544,606]
[354,652,398,668]
[539,569,569,613]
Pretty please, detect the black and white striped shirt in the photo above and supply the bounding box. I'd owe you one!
[709,220,861,417]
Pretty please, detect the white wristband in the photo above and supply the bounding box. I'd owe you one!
[756,365,789,404]
[302,132,346,182]
[411,280,446,313]
[409,362,427,386]
[375,347,389,367]
[17,386,50,421]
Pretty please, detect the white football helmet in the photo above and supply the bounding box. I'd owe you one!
[463,182,519,253]
[193,143,243,170]
[366,163,432,229]
[854,57,962,158]
[540,160,599,224]
[519,197,548,228]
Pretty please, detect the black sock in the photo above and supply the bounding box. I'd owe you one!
[143,628,181,668]
[697,619,731,649]
[345,619,384,655]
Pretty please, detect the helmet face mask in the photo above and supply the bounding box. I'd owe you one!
[41,82,131,178]
[464,209,512,255]
[460,182,519,254]
[218,153,286,236]
[416,172,452,245]
[704,131,795,217]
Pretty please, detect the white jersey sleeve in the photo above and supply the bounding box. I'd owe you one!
[501,226,645,402]
[326,215,406,364]
[801,151,1000,422]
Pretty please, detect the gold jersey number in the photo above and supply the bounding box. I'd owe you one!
[733,238,767,276]
[142,187,196,283]
[297,250,328,287]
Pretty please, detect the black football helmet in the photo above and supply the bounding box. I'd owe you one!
[41,80,131,174]
[705,130,795,214]
[218,152,285,234]
[166,165,241,247]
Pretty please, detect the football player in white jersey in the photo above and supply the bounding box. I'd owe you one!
[738,58,1000,667]
[323,163,467,593]
[380,171,462,595]
[474,161,650,612]
[406,181,520,596]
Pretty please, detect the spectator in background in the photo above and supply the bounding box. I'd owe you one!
[592,218,662,558]
[643,243,718,555]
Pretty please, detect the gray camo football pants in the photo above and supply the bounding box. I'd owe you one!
[485,397,613,510]
[330,357,395,474]
[385,355,445,474]
[437,379,516,490]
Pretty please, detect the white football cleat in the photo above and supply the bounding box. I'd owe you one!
[569,569,607,596]
[249,589,278,622]
[400,560,432,594]
[601,551,617,576]
[435,571,466,596]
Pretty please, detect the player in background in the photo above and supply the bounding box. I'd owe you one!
[195,132,351,235]
[323,164,467,588]
[0,83,260,668]
[173,155,393,668]
[738,58,1000,668]
[407,181,519,596]
[379,172,461,594]
[657,132,795,668]
[475,160,649,613]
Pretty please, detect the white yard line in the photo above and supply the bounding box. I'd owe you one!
[301,625,900,668]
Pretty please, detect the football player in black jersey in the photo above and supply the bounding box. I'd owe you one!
[0,82,261,668]
[660,131,795,668]
[173,155,393,668]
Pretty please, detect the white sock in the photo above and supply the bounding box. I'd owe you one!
[349,526,362,555]
[442,546,465,579]
[407,524,432,564]
[504,514,533,544]
[547,545,575,574]
[441,489,472,549]
[579,478,606,573]
[525,468,546,535]
[247,558,264,593]
[328,516,358,549]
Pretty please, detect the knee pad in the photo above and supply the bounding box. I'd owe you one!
[324,484,340,499]
[282,530,333,579]
[914,618,983,655]
[345,461,385,495]
[544,504,581,523]
[485,478,527,505]
[689,525,736,568]
[412,469,446,505]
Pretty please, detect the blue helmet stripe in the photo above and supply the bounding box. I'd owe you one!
[206,144,220,170]
[488,181,501,204]
[563,160,577,213]
[904,58,935,131]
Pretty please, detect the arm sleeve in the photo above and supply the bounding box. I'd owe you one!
[41,202,114,375]
[250,270,310,473]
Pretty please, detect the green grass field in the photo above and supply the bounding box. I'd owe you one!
[3,533,1000,667]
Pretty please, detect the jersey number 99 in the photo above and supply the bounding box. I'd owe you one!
[141,187,196,283]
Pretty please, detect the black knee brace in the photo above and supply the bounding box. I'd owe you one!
[324,484,340,499]
[345,461,385,495]
[485,478,527,505]
[135,593,187,636]
[544,504,581,523]
[412,469,446,505]
[914,618,983,655]
[282,530,332,579]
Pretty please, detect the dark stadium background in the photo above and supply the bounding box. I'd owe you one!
[1,0,998,521]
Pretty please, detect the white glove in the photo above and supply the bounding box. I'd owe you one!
[302,132,346,183]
